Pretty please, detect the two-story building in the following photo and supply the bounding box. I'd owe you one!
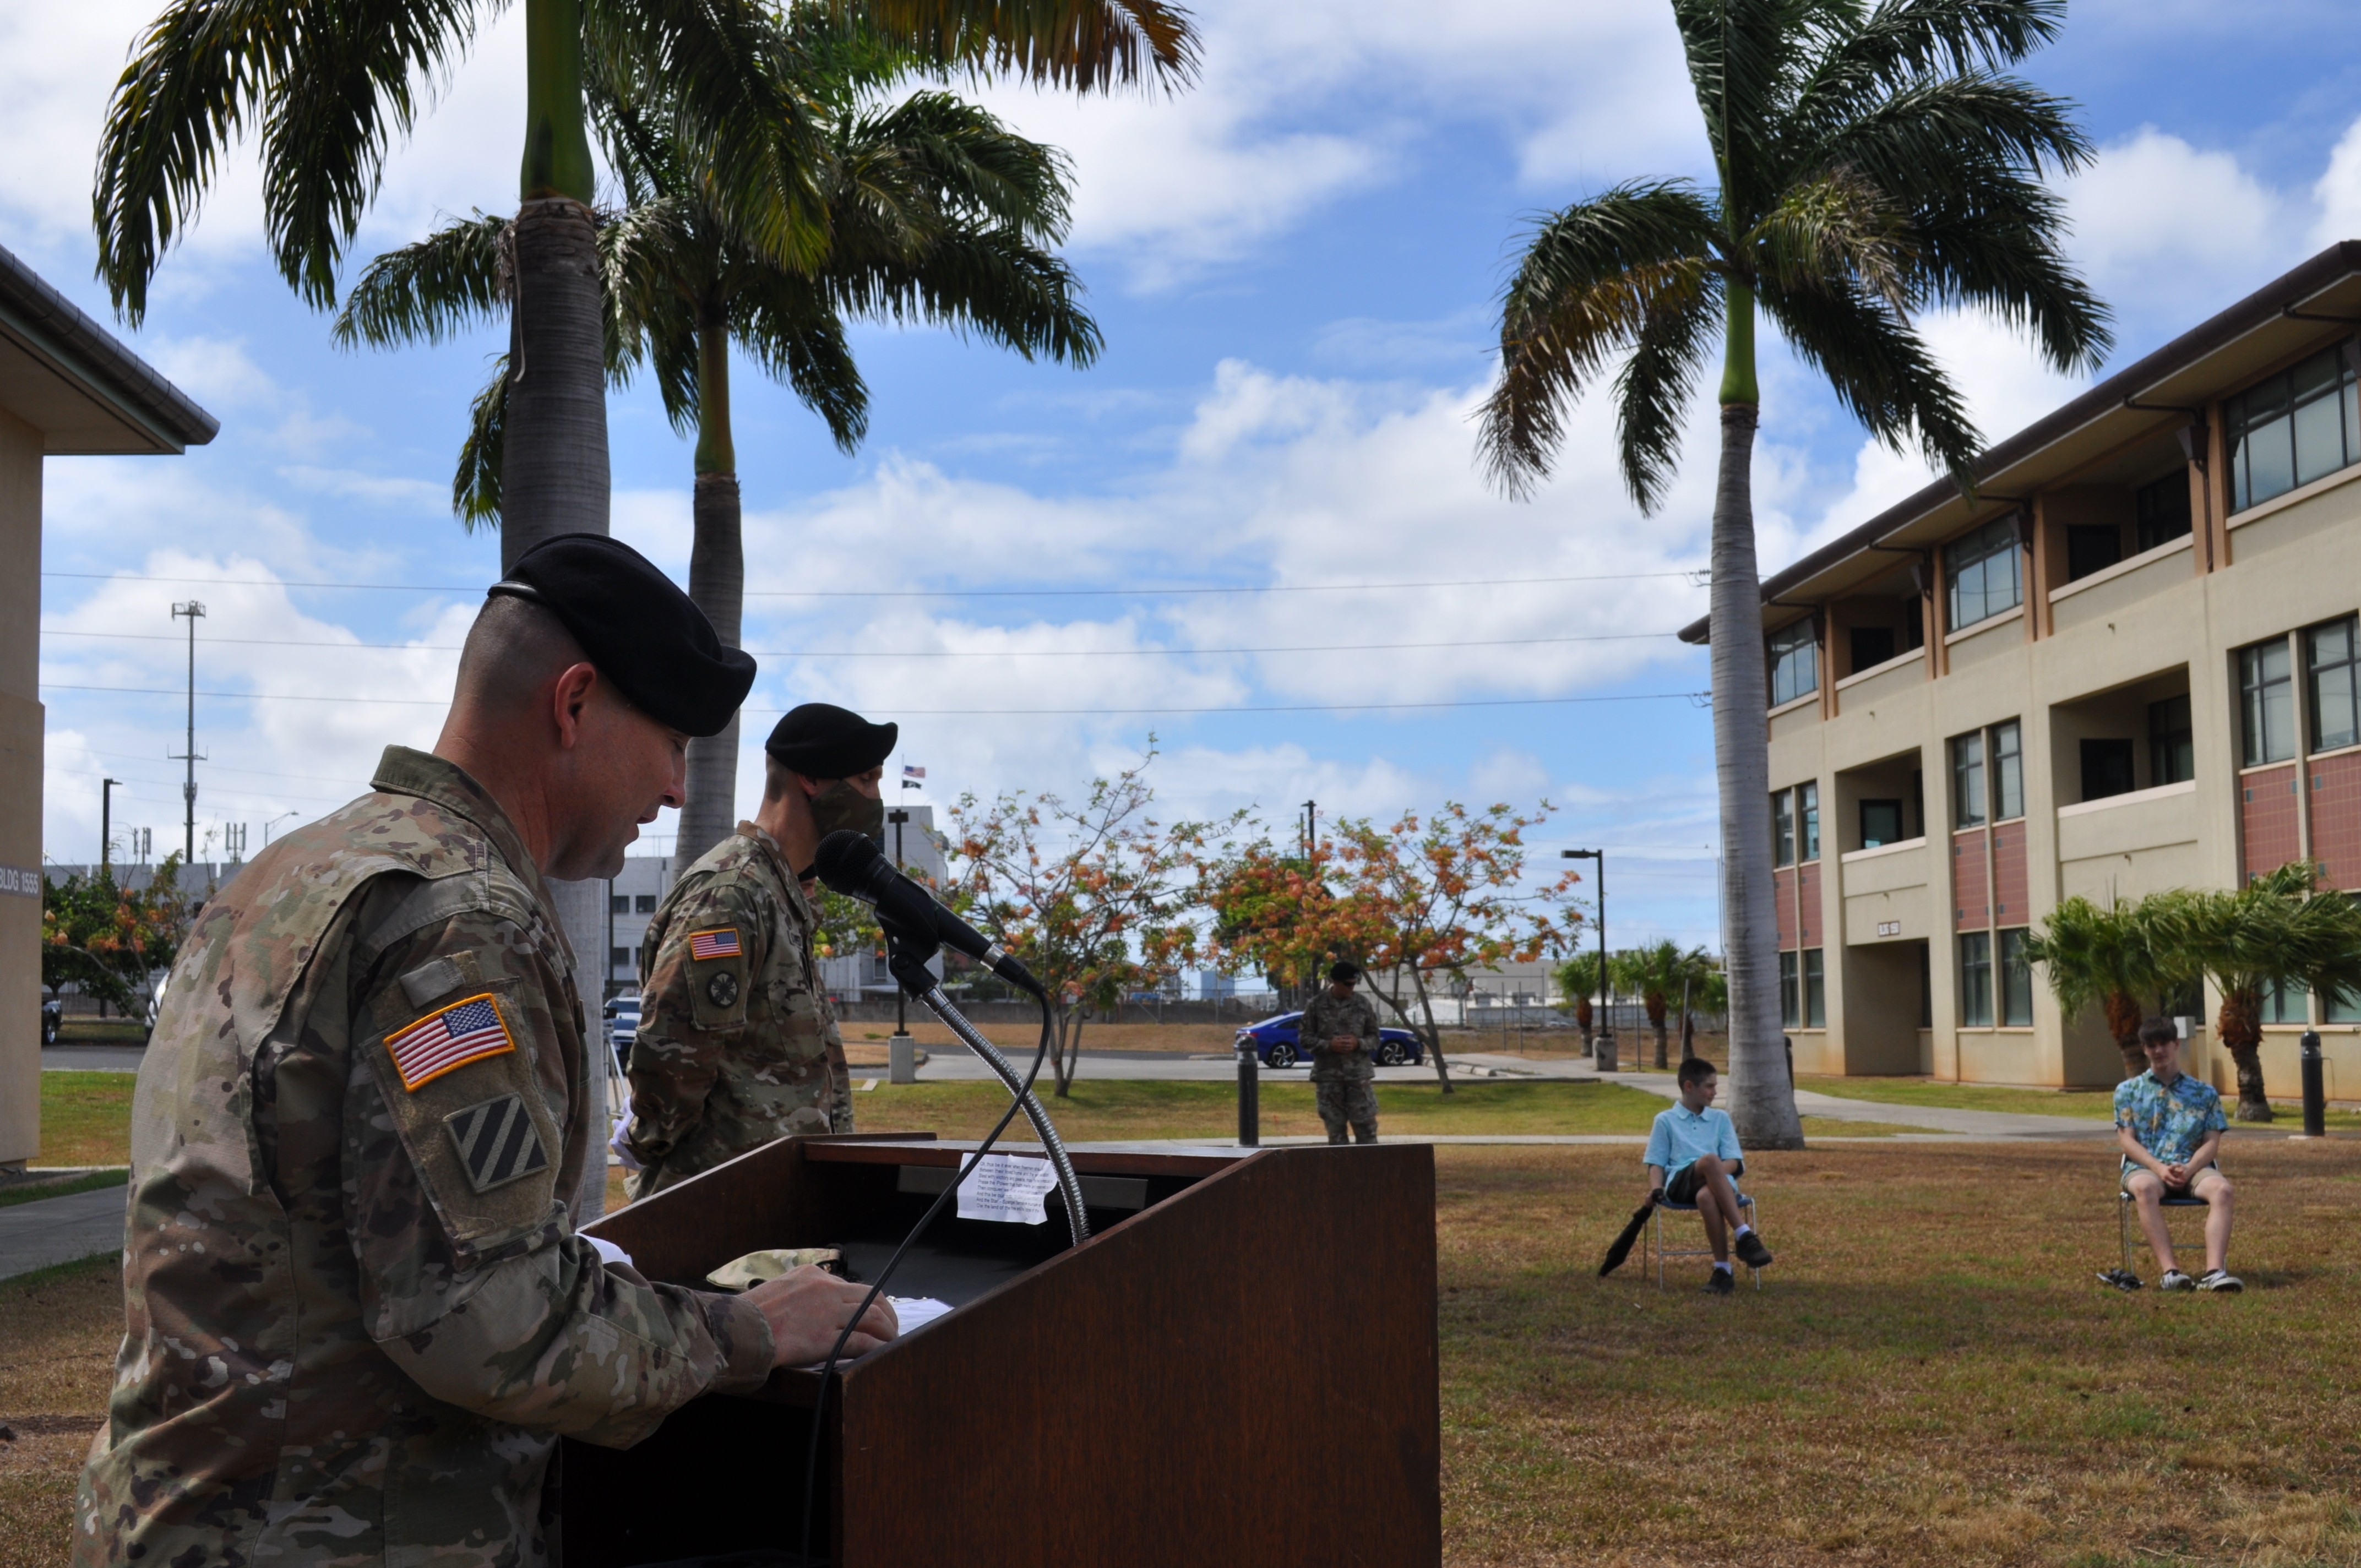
[1683,242,2361,1096]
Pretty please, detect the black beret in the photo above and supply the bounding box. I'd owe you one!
[1329,960,1362,983]
[488,534,754,737]
[765,703,897,778]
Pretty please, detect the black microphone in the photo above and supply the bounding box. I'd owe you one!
[812,830,1042,995]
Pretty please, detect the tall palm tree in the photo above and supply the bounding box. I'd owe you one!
[90,0,1192,574]
[1476,0,2110,1146]
[2146,863,2361,1121]
[338,30,1100,862]
[2021,893,2171,1080]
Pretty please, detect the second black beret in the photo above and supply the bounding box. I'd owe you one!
[488,533,755,737]
[765,703,897,778]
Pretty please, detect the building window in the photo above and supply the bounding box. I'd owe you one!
[1799,781,1820,861]
[1992,720,2023,820]
[2150,695,2195,785]
[2226,340,2361,512]
[1959,932,1993,1027]
[2134,471,2193,552]
[1772,790,1797,867]
[1779,950,1800,1028]
[1769,618,1819,707]
[1998,928,2034,1026]
[1802,949,1826,1027]
[2309,614,2360,753]
[2081,738,2137,802]
[2240,638,2295,766]
[1919,944,1933,1029]
[1946,515,2022,630]
[1952,732,1987,827]
[637,894,659,914]
[2261,977,2309,1025]
[1860,799,1906,848]
[2065,524,2121,582]
[610,945,632,971]
[610,894,630,916]
[1850,624,1896,672]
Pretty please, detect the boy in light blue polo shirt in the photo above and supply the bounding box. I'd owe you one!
[1644,1058,1774,1294]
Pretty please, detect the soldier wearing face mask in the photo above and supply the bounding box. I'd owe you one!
[622,703,895,1197]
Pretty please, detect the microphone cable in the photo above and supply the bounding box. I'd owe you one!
[794,986,1059,1566]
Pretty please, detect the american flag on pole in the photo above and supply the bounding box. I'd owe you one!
[385,994,515,1092]
[688,927,742,961]
[902,765,926,780]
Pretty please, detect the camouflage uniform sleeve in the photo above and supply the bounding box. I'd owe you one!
[1353,997,1382,1048]
[347,903,774,1446]
[623,877,758,1170]
[823,995,854,1134]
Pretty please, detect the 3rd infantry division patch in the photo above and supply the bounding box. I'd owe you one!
[387,993,517,1091]
[444,1093,551,1194]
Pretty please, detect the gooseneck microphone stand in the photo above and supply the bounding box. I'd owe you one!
[885,935,1089,1250]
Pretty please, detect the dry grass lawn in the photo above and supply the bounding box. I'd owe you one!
[13,1141,2361,1566]
[28,1076,134,1169]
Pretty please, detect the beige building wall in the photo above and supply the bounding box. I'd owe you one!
[0,410,39,1165]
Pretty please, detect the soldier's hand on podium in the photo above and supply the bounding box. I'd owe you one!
[748,1267,901,1365]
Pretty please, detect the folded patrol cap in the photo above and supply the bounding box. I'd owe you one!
[487,533,755,737]
[765,703,897,778]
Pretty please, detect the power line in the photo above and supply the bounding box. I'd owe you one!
[41,628,1685,657]
[41,680,1707,716]
[42,568,1707,598]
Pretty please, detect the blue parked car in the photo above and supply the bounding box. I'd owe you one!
[1235,1011,1424,1069]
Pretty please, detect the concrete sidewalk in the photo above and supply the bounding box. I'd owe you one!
[1592,1068,2114,1140]
[0,1180,127,1281]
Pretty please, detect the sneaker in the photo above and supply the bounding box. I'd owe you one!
[1701,1269,1736,1297]
[2159,1270,2196,1292]
[1734,1231,1775,1270]
[2097,1268,2142,1292]
[2197,1269,2243,1293]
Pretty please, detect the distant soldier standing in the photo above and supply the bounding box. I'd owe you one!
[1304,960,1381,1144]
[623,703,895,1197]
[75,537,896,1567]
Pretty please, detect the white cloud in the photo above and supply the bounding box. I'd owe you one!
[2065,126,2297,319]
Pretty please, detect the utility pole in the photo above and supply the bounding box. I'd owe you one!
[170,601,206,865]
[102,778,122,869]
[887,807,916,1083]
[1301,799,1316,861]
[1563,848,1609,1070]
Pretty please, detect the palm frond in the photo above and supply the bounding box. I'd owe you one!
[1671,0,1830,224]
[824,228,1102,365]
[1612,264,1720,508]
[1476,181,1722,502]
[1792,0,2066,132]
[848,90,1076,243]
[454,354,507,530]
[1748,164,1914,311]
[1890,170,2111,372]
[844,0,1199,92]
[732,274,869,450]
[1761,276,1981,480]
[331,211,507,348]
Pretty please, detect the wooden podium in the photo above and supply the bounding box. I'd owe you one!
[568,1134,1439,1567]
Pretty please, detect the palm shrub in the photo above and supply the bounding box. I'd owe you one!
[1613,940,1721,1068]
[2146,863,2361,1120]
[338,19,1099,862]
[2021,894,2172,1079]
[1475,0,2109,1145]
[1555,950,1601,1038]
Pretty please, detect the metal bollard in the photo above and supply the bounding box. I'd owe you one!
[2301,1030,2326,1138]
[1236,1038,1260,1147]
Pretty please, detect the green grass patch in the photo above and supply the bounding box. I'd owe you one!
[0,1168,128,1208]
[35,1071,138,1168]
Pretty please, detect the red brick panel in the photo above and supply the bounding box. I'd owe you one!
[1990,821,2028,925]
[1774,865,1799,951]
[1797,861,1823,947]
[2240,764,2302,883]
[1952,829,1989,932]
[2311,751,2361,890]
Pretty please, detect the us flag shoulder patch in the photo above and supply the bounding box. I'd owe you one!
[688,927,742,961]
[443,1093,551,1194]
[387,993,516,1091]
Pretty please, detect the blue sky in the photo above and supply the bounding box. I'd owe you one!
[13,0,2361,954]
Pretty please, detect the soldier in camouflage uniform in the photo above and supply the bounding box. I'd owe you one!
[623,704,895,1198]
[75,537,896,1568]
[1303,960,1382,1144]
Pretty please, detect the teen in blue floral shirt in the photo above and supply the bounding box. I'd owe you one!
[2110,1017,2239,1292]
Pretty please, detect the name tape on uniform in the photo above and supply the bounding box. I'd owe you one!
[388,993,517,1091]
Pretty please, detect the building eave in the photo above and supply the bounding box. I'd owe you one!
[0,243,219,455]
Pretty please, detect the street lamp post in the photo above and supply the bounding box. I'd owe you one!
[1562,849,1611,1071]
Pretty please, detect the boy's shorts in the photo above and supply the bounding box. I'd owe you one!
[1665,1158,1744,1205]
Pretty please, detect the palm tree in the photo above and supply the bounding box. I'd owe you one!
[2146,863,2361,1121]
[91,0,1192,574]
[1476,0,2109,1146]
[1554,950,1600,1039]
[1613,940,1720,1069]
[2021,894,2171,1080]
[337,29,1100,863]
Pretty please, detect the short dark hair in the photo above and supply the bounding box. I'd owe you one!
[1328,960,1361,983]
[1677,1057,1716,1088]
[2137,1016,2179,1049]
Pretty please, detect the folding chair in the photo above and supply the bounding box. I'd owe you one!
[1645,1190,1762,1291]
[2118,1184,2209,1276]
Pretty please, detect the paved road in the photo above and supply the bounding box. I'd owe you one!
[0,1181,126,1281]
[42,1044,147,1073]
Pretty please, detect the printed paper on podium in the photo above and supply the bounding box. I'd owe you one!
[957,1152,1058,1224]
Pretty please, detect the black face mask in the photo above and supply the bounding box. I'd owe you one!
[798,781,885,879]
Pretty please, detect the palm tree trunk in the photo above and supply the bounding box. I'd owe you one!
[499,0,605,572]
[2218,989,2273,1121]
[2103,989,2146,1080]
[1711,284,1803,1148]
[677,305,745,867]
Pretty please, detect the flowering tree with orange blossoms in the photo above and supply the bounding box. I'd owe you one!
[1203,839,1379,1009]
[1331,804,1582,1093]
[42,854,192,1033]
[946,751,1241,1096]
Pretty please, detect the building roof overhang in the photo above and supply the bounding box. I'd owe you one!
[1678,240,2361,644]
[0,243,218,456]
